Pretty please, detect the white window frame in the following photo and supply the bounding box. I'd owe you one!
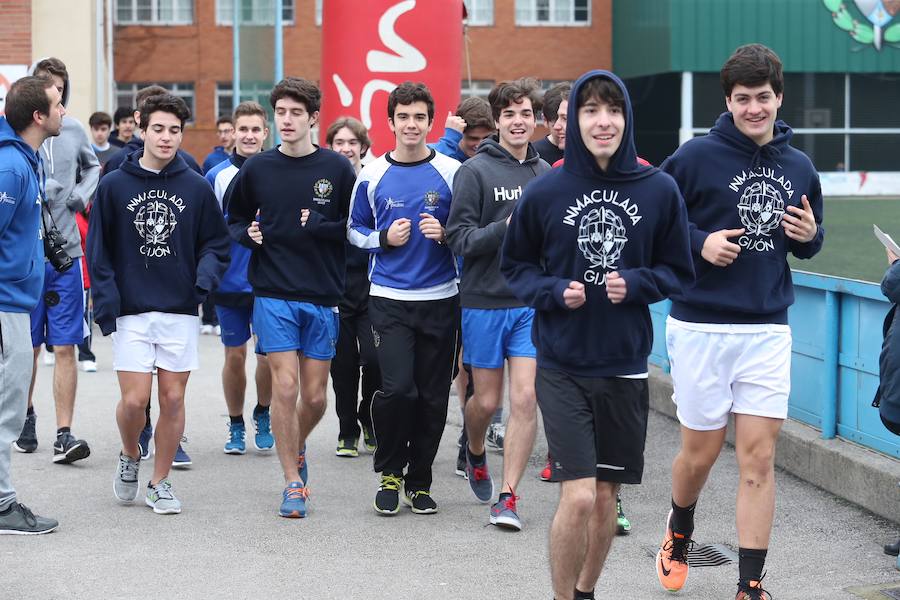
[461,80,494,99]
[465,0,494,26]
[115,0,194,25]
[215,82,274,120]
[215,0,295,26]
[315,0,322,26]
[116,82,196,124]
[515,0,590,27]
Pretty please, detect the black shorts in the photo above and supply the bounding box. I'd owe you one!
[535,367,649,484]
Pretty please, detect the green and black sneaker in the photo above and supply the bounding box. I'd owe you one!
[335,436,359,458]
[616,493,631,535]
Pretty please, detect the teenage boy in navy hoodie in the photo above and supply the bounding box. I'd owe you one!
[501,71,693,600]
[226,78,356,519]
[88,93,230,515]
[446,77,550,531]
[656,44,823,600]
[348,82,461,517]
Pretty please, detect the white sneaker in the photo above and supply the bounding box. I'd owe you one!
[80,360,98,372]
[42,351,55,366]
[200,324,215,335]
[214,325,221,336]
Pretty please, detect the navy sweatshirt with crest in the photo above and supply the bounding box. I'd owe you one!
[661,113,825,325]
[500,71,694,377]
[87,150,231,335]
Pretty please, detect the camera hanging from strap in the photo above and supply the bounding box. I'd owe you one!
[40,195,74,273]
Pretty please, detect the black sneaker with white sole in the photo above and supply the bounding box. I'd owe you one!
[53,432,90,464]
[13,412,37,453]
[403,489,437,514]
[0,502,58,535]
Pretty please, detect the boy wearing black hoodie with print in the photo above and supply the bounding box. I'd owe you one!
[656,44,823,600]
[501,71,693,600]
[88,94,229,515]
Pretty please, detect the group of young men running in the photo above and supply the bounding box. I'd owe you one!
[0,41,824,600]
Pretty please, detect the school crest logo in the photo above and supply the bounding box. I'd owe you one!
[824,0,900,50]
[133,200,178,257]
[737,181,785,237]
[313,179,333,206]
[423,190,440,211]
[577,207,627,270]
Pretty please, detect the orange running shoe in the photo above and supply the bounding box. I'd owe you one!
[735,574,773,599]
[655,509,693,592]
[539,455,553,482]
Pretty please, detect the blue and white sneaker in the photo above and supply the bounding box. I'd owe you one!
[145,479,181,515]
[224,422,246,455]
[138,424,153,460]
[279,482,309,518]
[466,446,494,504]
[172,436,192,468]
[297,445,308,486]
[254,410,274,451]
[490,493,522,531]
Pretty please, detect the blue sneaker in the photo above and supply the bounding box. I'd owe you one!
[254,410,274,451]
[224,422,246,455]
[138,424,152,460]
[172,437,192,469]
[297,445,308,486]
[466,446,493,504]
[279,482,309,518]
[490,493,522,531]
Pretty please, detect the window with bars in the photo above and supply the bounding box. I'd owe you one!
[216,0,295,25]
[515,0,589,25]
[465,0,494,26]
[115,0,194,25]
[461,80,494,99]
[215,82,275,120]
[116,82,195,123]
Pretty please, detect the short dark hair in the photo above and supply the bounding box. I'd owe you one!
[577,77,626,112]
[542,82,572,123]
[33,57,68,83]
[455,97,494,132]
[5,76,54,133]
[89,111,113,129]
[216,115,233,128]
[139,93,191,130]
[232,101,268,122]
[387,82,435,121]
[135,85,169,113]
[325,116,371,158]
[488,78,542,122]
[113,106,134,125]
[720,43,784,97]
[270,77,321,113]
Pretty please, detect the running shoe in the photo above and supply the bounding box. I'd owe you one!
[455,445,468,479]
[200,324,215,335]
[0,502,58,535]
[374,473,403,515]
[13,412,37,453]
[52,432,91,464]
[297,445,308,485]
[656,509,693,592]
[616,493,631,535]
[490,493,522,531]
[466,446,494,504]
[138,424,153,460]
[403,489,437,514]
[172,437,192,468]
[224,422,246,455]
[336,437,359,457]
[79,360,98,373]
[145,479,181,514]
[540,455,553,482]
[486,422,505,452]
[113,452,140,502]
[279,482,309,518]
[735,575,773,600]
[253,410,274,451]
[362,423,376,453]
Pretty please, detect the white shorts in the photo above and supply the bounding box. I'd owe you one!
[665,316,791,431]
[112,312,200,373]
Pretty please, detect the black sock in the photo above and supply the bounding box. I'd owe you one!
[498,491,512,501]
[56,427,70,437]
[466,445,485,466]
[26,406,34,416]
[144,404,151,428]
[574,588,595,599]
[738,547,767,586]
[670,498,696,536]
[230,415,244,425]
[253,403,268,417]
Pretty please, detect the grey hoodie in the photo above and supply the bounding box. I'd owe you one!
[29,59,101,258]
[447,137,550,308]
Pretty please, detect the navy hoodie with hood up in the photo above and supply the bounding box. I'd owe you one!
[87,149,231,335]
[661,112,825,325]
[500,71,694,377]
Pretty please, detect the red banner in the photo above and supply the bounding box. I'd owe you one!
[319,0,463,157]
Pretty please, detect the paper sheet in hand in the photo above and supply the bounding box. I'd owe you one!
[874,225,900,256]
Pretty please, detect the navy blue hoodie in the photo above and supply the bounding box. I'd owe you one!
[661,113,825,324]
[500,71,694,377]
[87,150,231,335]
[103,137,202,177]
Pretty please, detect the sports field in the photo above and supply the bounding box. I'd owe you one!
[788,197,900,284]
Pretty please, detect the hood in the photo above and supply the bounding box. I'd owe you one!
[708,112,793,169]
[29,58,70,107]
[0,117,40,171]
[475,135,543,166]
[562,70,654,182]
[120,147,191,178]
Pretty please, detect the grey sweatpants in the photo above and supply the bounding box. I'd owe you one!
[0,311,32,510]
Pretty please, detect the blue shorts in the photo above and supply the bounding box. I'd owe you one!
[216,304,253,347]
[252,297,339,360]
[30,259,86,347]
[462,306,536,369]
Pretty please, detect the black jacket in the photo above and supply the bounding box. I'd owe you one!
[875,259,900,434]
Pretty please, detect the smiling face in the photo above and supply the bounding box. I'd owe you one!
[233,114,268,157]
[389,101,433,152]
[496,97,536,155]
[578,97,624,171]
[550,99,568,149]
[329,126,365,170]
[726,83,782,146]
[459,125,493,158]
[142,110,183,169]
